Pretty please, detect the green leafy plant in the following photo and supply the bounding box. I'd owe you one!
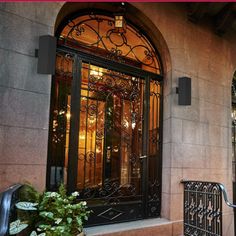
[9,184,91,236]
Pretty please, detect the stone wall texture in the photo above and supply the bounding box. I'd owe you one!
[0,2,236,235]
[0,2,63,191]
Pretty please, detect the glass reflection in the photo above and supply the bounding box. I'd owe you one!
[76,63,144,200]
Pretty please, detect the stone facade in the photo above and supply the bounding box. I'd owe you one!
[0,2,236,235]
[0,2,63,192]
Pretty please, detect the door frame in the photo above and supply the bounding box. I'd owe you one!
[47,45,164,224]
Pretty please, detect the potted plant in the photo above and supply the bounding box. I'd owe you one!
[9,184,91,236]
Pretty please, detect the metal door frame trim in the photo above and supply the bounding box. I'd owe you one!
[57,46,163,81]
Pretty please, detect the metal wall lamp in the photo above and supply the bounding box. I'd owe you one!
[35,35,57,75]
[114,2,126,33]
[114,14,126,33]
[176,77,191,105]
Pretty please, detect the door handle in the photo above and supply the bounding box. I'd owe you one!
[139,155,147,159]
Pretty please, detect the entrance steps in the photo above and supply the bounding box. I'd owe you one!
[84,218,183,236]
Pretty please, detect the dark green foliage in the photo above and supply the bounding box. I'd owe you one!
[18,184,41,202]
[10,184,90,236]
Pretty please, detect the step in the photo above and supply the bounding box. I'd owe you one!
[84,218,183,236]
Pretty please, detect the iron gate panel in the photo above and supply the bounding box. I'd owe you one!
[77,61,144,224]
[48,49,163,225]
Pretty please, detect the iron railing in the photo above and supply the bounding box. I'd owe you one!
[181,180,236,236]
[0,184,23,236]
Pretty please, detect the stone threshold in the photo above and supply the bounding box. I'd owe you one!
[84,218,172,236]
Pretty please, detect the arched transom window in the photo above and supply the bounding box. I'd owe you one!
[58,14,162,74]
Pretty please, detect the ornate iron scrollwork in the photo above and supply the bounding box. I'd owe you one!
[182,181,222,236]
[81,179,137,205]
[59,14,161,74]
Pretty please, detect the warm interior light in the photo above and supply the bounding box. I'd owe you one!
[90,66,103,77]
[131,122,136,130]
[90,70,103,77]
[89,117,95,124]
[114,14,126,33]
[79,134,85,140]
[115,15,124,28]
[123,119,129,128]
[66,112,71,119]
[59,110,65,115]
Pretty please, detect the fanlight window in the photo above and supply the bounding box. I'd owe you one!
[59,14,161,74]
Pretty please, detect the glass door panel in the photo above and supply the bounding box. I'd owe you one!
[76,62,145,224]
[147,80,162,216]
[48,51,74,190]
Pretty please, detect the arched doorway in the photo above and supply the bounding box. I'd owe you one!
[47,11,163,225]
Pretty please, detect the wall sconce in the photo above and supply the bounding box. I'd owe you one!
[114,14,126,33]
[176,77,191,105]
[35,35,57,75]
[114,3,126,33]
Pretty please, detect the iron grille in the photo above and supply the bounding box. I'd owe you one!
[48,11,164,226]
[58,14,161,75]
[182,180,222,236]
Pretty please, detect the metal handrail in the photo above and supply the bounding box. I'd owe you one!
[0,184,23,236]
[218,183,236,209]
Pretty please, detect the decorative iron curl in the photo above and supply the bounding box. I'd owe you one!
[61,14,160,73]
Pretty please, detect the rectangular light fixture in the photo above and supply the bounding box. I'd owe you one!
[37,35,57,75]
[178,77,191,105]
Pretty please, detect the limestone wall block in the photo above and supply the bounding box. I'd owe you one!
[163,118,171,144]
[0,164,46,192]
[171,118,182,143]
[170,193,183,221]
[0,10,52,57]
[162,143,171,168]
[0,48,51,94]
[0,86,50,129]
[182,168,206,181]
[205,146,228,169]
[0,2,62,27]
[162,167,171,194]
[161,192,170,219]
[172,97,200,121]
[163,95,171,120]
[0,125,48,165]
[170,168,183,194]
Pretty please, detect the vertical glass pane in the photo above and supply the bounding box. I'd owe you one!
[149,80,161,156]
[49,52,74,189]
[77,63,144,204]
[147,79,161,215]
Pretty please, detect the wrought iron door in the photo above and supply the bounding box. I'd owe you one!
[48,49,162,225]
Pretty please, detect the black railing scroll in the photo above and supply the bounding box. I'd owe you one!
[181,180,223,236]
